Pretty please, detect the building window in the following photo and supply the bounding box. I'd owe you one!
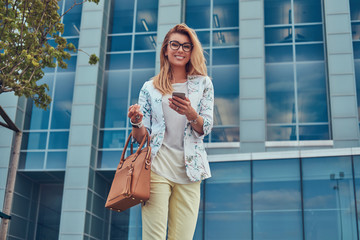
[20,0,81,170]
[186,0,240,143]
[98,0,159,168]
[350,0,360,128]
[265,0,330,141]
[353,156,360,237]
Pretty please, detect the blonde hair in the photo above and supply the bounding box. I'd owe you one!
[153,23,207,95]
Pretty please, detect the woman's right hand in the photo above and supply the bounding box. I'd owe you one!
[128,104,143,124]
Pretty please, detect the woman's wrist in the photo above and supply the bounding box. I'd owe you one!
[130,118,143,128]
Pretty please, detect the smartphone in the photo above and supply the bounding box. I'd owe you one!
[172,92,186,100]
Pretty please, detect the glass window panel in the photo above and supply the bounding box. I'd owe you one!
[135,0,158,32]
[98,150,122,168]
[265,27,292,44]
[205,162,251,240]
[131,70,155,105]
[353,156,360,236]
[266,64,295,124]
[296,44,324,61]
[356,62,360,119]
[134,34,157,50]
[211,66,239,126]
[106,54,131,70]
[213,0,239,28]
[267,125,296,141]
[19,152,45,169]
[62,0,82,36]
[204,49,210,66]
[46,152,67,169]
[213,30,239,46]
[295,25,323,42]
[109,0,134,34]
[352,23,360,41]
[49,132,69,149]
[57,0,64,14]
[296,62,328,123]
[253,159,302,240]
[212,48,239,65]
[299,125,330,140]
[302,157,358,240]
[264,0,292,25]
[350,0,360,21]
[265,46,293,63]
[107,36,132,52]
[51,72,75,129]
[211,127,239,142]
[101,71,130,128]
[110,210,130,239]
[186,0,210,29]
[99,130,126,149]
[24,75,54,130]
[36,185,63,239]
[21,132,47,150]
[354,42,360,59]
[65,38,79,53]
[57,56,77,72]
[196,31,210,48]
[293,0,322,24]
[133,52,156,69]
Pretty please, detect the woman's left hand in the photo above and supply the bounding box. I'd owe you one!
[168,96,197,121]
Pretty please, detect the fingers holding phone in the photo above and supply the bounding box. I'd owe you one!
[169,92,189,114]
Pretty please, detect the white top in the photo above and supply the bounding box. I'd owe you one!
[151,82,192,184]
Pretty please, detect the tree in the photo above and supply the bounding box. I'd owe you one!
[0,0,100,110]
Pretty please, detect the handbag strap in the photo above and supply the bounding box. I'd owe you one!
[119,131,150,167]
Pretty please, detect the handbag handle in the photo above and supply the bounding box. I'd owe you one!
[119,131,150,169]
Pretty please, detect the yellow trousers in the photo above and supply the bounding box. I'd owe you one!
[142,171,201,240]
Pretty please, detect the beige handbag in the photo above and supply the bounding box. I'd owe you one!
[105,131,151,212]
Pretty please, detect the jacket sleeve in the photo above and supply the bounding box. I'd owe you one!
[194,76,214,138]
[138,81,152,134]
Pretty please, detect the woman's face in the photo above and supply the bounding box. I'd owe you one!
[165,33,192,69]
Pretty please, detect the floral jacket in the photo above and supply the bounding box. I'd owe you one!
[138,75,214,182]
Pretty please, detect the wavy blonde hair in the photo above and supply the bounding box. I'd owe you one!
[153,23,207,95]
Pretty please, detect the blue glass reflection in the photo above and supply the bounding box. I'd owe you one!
[296,44,324,61]
[212,48,239,65]
[51,73,75,129]
[296,62,328,123]
[106,54,131,70]
[353,42,360,59]
[109,0,134,33]
[350,0,360,21]
[196,31,210,48]
[293,0,322,24]
[266,64,295,124]
[205,162,251,240]
[299,125,329,140]
[21,132,47,150]
[99,130,126,149]
[19,152,45,169]
[302,157,358,240]
[356,62,360,120]
[264,0,291,25]
[212,30,238,46]
[295,25,323,42]
[46,152,67,169]
[133,52,156,69]
[186,0,210,29]
[265,46,293,63]
[267,125,296,141]
[253,159,302,240]
[131,70,155,105]
[265,27,292,44]
[98,150,122,168]
[352,23,360,41]
[107,36,132,52]
[211,127,239,142]
[353,156,360,236]
[213,0,239,28]
[134,34,157,50]
[102,71,130,128]
[65,38,79,53]
[62,0,82,36]
[57,56,77,72]
[135,0,158,32]
[49,132,69,149]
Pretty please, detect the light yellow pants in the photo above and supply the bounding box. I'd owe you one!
[142,171,201,240]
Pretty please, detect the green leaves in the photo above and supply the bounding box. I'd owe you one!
[0,0,100,110]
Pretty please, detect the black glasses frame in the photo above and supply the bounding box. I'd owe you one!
[168,40,193,52]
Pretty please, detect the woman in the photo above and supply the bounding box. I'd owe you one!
[127,23,214,240]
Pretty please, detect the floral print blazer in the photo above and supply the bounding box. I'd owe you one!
[138,75,214,182]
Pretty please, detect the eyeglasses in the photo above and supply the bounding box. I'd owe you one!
[168,40,193,52]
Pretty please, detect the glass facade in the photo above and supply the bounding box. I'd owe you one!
[264,0,330,141]
[2,0,360,239]
[186,0,240,143]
